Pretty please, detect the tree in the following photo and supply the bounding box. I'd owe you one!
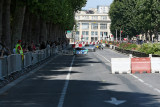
[2,0,11,48]
[0,0,87,48]
[0,0,3,42]
[11,0,26,48]
[109,0,160,41]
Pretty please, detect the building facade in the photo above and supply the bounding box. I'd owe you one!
[74,6,112,42]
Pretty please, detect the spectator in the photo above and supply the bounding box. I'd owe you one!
[16,40,24,60]
[46,41,50,49]
[31,41,36,51]
[0,42,11,57]
[22,43,29,53]
[40,41,46,50]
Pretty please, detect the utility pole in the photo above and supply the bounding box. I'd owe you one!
[120,28,121,42]
[116,29,117,42]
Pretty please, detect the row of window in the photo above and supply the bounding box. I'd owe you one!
[77,23,108,30]
[76,31,108,37]
[81,37,109,42]
[76,16,107,20]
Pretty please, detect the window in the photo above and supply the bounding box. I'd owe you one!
[91,23,98,29]
[91,37,98,42]
[92,16,98,20]
[101,16,107,20]
[91,31,94,36]
[104,32,107,36]
[95,31,98,36]
[75,16,80,20]
[91,31,98,37]
[76,31,79,35]
[85,37,89,41]
[82,16,89,20]
[100,32,107,37]
[82,23,89,30]
[77,23,80,29]
[91,37,94,42]
[82,31,89,36]
[95,37,98,41]
[100,24,107,29]
[86,31,89,35]
[85,16,89,19]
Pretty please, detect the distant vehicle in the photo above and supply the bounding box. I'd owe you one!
[73,47,88,55]
[96,44,104,50]
[84,44,96,52]
[102,43,106,47]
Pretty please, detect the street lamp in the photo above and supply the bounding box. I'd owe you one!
[120,28,121,42]
[116,29,117,42]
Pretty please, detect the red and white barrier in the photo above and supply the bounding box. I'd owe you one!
[111,58,131,74]
[131,57,151,74]
[79,44,82,47]
[151,57,160,73]
[111,54,154,74]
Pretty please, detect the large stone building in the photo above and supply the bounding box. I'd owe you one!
[74,5,112,42]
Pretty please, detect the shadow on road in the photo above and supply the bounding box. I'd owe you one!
[0,55,159,107]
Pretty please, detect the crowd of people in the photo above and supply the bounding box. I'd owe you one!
[0,40,68,58]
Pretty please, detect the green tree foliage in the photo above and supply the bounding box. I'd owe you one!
[0,0,87,48]
[109,0,160,41]
[26,0,86,30]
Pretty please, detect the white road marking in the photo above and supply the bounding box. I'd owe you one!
[96,53,111,63]
[154,88,160,93]
[104,97,126,106]
[130,74,160,94]
[57,56,75,107]
[96,52,160,94]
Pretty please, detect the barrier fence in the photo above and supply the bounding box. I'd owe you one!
[0,45,67,80]
[111,54,160,74]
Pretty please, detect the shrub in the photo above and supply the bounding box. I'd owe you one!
[138,43,160,55]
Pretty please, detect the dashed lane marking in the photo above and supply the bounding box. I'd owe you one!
[96,53,111,63]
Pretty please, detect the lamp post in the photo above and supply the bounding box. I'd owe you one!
[120,28,121,42]
[116,29,117,42]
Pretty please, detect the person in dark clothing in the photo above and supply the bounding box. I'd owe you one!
[40,41,46,50]
[0,42,11,57]
[28,44,32,51]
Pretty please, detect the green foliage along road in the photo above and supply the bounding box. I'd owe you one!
[0,0,87,49]
[109,0,160,41]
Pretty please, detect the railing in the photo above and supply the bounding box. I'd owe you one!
[0,45,68,80]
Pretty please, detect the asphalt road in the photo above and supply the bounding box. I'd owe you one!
[1,48,160,107]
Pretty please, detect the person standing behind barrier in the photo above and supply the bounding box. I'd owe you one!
[31,41,36,52]
[16,40,24,60]
[0,42,11,57]
[40,41,46,50]
[22,43,29,53]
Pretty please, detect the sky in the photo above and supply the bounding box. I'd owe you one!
[82,0,113,9]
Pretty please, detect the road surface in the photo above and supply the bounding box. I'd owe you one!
[0,48,160,107]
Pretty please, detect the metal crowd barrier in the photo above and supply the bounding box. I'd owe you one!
[0,57,8,79]
[0,47,63,79]
[32,53,38,65]
[24,52,32,68]
[7,54,22,75]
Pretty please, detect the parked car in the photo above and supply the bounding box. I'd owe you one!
[84,44,96,52]
[73,47,88,55]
